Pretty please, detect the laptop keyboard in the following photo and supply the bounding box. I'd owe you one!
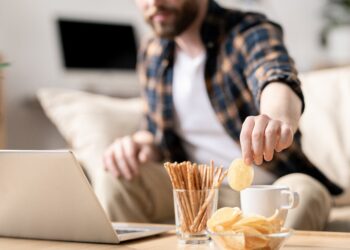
[116,229,145,234]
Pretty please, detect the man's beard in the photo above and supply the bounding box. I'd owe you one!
[145,1,199,39]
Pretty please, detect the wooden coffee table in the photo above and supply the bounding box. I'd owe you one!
[1,223,350,249]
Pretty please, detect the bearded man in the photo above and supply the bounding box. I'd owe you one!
[99,0,342,230]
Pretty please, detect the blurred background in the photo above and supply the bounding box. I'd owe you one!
[0,0,350,149]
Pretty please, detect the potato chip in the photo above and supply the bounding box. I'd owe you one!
[231,218,275,234]
[267,209,283,232]
[223,233,245,250]
[227,159,254,191]
[233,216,273,234]
[245,235,269,249]
[234,226,269,249]
[211,233,245,250]
[207,207,242,231]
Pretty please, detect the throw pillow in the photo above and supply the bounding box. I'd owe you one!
[37,88,142,184]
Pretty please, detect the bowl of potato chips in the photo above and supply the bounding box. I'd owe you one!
[208,228,292,250]
[207,207,292,250]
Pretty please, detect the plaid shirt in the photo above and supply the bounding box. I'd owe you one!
[137,0,342,195]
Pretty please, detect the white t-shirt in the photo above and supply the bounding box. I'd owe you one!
[172,47,276,185]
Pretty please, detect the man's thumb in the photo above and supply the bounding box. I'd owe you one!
[138,147,152,163]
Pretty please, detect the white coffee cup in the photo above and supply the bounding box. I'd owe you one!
[240,185,299,225]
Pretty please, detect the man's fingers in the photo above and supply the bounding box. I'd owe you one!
[276,124,294,152]
[114,142,133,180]
[103,147,120,178]
[134,131,161,163]
[240,116,255,165]
[264,121,281,161]
[121,136,139,176]
[103,131,159,180]
[133,130,154,145]
[251,115,269,165]
[133,130,155,163]
[240,115,295,165]
[139,145,156,163]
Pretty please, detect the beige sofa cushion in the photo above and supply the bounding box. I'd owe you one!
[37,88,142,184]
[299,67,350,205]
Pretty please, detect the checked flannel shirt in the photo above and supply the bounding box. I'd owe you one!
[137,0,342,195]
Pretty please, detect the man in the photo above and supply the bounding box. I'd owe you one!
[100,0,342,230]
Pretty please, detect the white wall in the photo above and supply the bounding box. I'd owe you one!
[0,0,340,149]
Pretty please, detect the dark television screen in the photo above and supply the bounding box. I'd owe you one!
[57,19,137,70]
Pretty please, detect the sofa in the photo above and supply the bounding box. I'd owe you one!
[37,66,350,232]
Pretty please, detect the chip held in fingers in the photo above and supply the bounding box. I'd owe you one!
[228,159,254,191]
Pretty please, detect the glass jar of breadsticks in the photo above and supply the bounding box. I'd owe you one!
[164,161,227,244]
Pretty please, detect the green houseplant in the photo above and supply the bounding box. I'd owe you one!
[0,63,10,69]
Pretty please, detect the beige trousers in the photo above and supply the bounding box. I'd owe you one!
[94,163,332,230]
[94,162,174,223]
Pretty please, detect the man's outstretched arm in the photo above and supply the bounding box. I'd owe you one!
[236,15,304,166]
[240,82,302,165]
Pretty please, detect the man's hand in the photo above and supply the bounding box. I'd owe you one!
[240,114,294,166]
[103,130,161,180]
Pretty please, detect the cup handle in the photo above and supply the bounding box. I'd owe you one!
[280,190,299,209]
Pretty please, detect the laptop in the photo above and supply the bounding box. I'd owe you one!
[0,150,173,244]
